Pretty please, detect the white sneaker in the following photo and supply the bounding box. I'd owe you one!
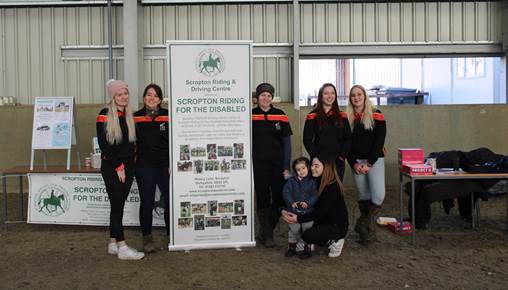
[328,239,345,258]
[108,242,118,255]
[118,246,145,260]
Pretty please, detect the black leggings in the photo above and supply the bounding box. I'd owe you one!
[135,166,170,236]
[302,224,347,246]
[335,158,345,181]
[101,159,134,242]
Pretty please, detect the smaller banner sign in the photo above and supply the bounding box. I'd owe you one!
[31,97,74,149]
[28,173,165,226]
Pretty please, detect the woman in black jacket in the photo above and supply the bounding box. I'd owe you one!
[97,79,144,260]
[252,83,293,248]
[303,83,351,180]
[134,84,170,253]
[282,156,349,259]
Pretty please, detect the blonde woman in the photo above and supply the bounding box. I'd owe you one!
[346,85,387,245]
[96,79,144,260]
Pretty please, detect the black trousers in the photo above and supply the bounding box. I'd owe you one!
[302,224,347,246]
[334,158,345,181]
[101,159,135,242]
[135,166,170,236]
[253,157,285,211]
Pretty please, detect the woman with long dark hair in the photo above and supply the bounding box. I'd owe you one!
[303,83,351,180]
[282,156,349,258]
[134,83,170,253]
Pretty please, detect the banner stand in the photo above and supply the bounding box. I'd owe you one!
[168,241,256,252]
[30,97,80,170]
[167,41,255,251]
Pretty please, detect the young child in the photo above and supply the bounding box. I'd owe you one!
[282,157,318,259]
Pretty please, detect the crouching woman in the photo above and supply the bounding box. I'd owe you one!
[282,156,349,258]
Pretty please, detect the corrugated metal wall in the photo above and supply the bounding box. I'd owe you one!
[299,2,501,43]
[0,2,503,104]
[0,6,124,104]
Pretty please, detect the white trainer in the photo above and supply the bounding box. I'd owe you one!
[328,239,345,258]
[118,246,145,260]
[108,242,118,255]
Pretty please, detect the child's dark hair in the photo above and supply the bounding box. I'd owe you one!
[292,157,311,173]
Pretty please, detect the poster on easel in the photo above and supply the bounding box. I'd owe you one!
[32,97,74,149]
[167,41,254,251]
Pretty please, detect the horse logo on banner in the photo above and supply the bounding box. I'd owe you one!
[35,184,70,217]
[196,49,225,77]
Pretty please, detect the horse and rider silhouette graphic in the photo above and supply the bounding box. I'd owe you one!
[199,53,222,74]
[38,189,65,214]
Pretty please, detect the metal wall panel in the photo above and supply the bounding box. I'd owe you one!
[146,3,292,44]
[0,2,504,104]
[0,6,123,104]
[300,1,502,43]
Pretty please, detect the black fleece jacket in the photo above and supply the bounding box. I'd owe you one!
[347,110,386,168]
[303,109,352,160]
[96,108,135,170]
[297,181,349,233]
[134,107,169,168]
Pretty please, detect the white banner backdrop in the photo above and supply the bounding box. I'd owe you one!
[167,41,254,250]
[28,173,165,227]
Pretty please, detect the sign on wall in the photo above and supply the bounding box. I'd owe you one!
[167,41,254,250]
[28,173,165,227]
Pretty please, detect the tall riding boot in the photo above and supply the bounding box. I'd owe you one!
[366,202,382,242]
[354,200,370,244]
[257,208,275,248]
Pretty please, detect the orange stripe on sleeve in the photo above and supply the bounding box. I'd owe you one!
[305,113,317,120]
[96,115,107,123]
[267,115,289,122]
[252,114,264,121]
[155,116,169,122]
[134,116,152,123]
[373,112,385,121]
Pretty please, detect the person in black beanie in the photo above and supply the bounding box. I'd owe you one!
[134,83,170,253]
[252,82,293,247]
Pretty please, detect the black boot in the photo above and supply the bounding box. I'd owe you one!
[285,243,297,257]
[299,244,312,259]
[366,202,382,242]
[355,200,370,244]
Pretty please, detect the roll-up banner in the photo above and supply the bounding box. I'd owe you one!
[27,173,165,227]
[167,41,254,251]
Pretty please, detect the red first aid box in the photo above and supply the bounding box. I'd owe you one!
[387,221,413,234]
[398,148,425,170]
[401,163,433,176]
